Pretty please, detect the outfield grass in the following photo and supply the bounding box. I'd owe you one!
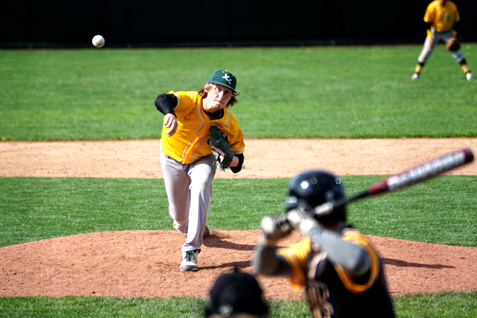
[1,45,476,140]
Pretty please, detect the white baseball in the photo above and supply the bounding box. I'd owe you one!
[92,35,105,48]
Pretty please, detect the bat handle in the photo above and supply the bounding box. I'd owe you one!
[314,188,371,216]
[314,202,334,216]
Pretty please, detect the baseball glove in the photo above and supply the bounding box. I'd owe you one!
[208,125,234,170]
[446,36,460,51]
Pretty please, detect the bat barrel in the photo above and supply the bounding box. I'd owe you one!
[385,147,473,192]
[313,147,474,217]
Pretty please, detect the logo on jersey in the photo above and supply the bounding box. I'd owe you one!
[222,73,232,85]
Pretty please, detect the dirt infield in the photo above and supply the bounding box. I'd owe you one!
[2,138,477,179]
[0,138,476,299]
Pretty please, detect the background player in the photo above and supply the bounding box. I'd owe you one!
[155,70,245,271]
[253,170,395,318]
[411,0,472,81]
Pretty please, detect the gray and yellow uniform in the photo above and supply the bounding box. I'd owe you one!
[155,72,245,269]
[255,227,394,318]
[412,0,472,80]
[160,90,245,165]
[254,170,394,317]
[279,229,393,318]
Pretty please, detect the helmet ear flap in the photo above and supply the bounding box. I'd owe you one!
[284,195,298,211]
[284,197,312,212]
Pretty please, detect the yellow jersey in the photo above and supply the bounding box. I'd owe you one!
[424,0,460,33]
[277,228,380,294]
[161,91,245,164]
[277,228,394,317]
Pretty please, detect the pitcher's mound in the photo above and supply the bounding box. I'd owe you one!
[1,230,476,299]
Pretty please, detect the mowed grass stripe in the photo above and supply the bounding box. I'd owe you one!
[1,46,477,141]
[0,291,476,318]
[1,176,475,248]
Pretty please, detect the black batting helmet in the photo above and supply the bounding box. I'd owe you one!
[205,267,269,317]
[284,170,347,224]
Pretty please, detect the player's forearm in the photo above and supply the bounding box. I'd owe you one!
[306,227,370,276]
[229,154,244,173]
[253,241,293,276]
[229,156,239,168]
[425,23,433,39]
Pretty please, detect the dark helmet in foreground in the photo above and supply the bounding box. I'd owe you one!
[285,170,347,225]
[205,267,269,317]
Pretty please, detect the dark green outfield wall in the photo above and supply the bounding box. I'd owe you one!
[1,0,476,47]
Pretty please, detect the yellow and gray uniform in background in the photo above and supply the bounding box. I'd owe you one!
[413,0,472,79]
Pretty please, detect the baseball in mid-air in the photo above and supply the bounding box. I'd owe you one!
[92,35,105,48]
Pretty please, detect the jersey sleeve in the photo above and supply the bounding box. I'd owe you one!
[168,91,198,117]
[333,229,380,294]
[423,2,435,23]
[277,238,311,290]
[452,2,460,22]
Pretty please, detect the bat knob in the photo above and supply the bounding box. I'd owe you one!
[463,148,474,163]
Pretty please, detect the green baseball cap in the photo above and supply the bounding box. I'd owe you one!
[207,70,237,93]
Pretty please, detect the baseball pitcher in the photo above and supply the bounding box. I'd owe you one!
[155,70,245,271]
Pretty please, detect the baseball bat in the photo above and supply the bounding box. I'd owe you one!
[314,147,474,216]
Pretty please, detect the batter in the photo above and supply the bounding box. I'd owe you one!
[253,170,395,318]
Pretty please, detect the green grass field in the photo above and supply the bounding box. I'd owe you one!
[1,176,476,248]
[1,45,476,317]
[1,292,476,318]
[1,45,476,140]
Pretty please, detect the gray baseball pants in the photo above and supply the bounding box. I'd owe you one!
[160,148,216,253]
[418,28,465,64]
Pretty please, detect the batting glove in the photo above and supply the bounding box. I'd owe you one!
[286,205,321,236]
[260,214,293,246]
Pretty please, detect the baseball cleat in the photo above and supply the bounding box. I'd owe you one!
[180,250,199,271]
[466,72,473,81]
[411,73,419,81]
